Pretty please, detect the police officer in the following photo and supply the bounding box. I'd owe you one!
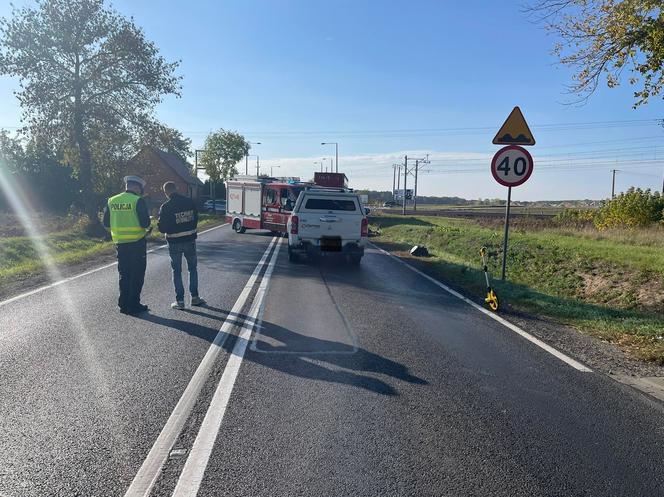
[158,181,206,309]
[103,175,151,314]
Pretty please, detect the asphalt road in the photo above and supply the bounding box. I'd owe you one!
[1,225,663,496]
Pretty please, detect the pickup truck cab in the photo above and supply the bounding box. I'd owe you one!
[287,188,369,264]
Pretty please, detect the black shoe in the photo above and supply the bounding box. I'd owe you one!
[123,303,148,315]
[134,303,149,313]
[120,307,131,315]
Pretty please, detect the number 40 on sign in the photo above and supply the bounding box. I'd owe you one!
[491,145,533,188]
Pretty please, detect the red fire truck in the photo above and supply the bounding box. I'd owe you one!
[226,177,307,234]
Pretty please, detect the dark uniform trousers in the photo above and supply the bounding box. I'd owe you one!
[116,237,147,310]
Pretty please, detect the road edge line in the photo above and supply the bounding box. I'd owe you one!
[123,235,276,497]
[171,239,283,496]
[370,243,592,373]
[0,223,229,308]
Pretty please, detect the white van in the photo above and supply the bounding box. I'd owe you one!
[286,189,369,264]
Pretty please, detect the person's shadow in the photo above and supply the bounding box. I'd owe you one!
[247,320,427,396]
[137,309,427,396]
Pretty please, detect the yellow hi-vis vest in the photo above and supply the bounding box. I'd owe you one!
[108,192,147,244]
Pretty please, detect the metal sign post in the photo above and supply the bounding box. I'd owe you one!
[492,107,536,281]
[491,142,535,281]
[501,187,512,280]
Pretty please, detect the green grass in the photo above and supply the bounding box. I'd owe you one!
[371,214,664,364]
[0,230,113,282]
[0,213,226,288]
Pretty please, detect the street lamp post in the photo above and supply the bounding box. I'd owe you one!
[321,142,338,172]
[247,155,260,176]
[246,141,262,175]
[195,149,216,209]
[313,161,322,172]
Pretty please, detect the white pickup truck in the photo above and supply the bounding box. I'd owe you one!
[287,189,369,264]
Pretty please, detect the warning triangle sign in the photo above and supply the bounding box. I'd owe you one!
[492,106,536,146]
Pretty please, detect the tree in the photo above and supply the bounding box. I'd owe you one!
[0,130,79,212]
[0,0,182,220]
[594,187,664,229]
[529,1,664,106]
[142,123,192,164]
[200,129,249,182]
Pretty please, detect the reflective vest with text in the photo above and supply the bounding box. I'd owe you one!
[108,192,147,244]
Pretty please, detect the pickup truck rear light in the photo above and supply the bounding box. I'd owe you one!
[290,215,299,234]
[361,217,368,237]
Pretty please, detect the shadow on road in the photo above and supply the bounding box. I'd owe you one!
[138,312,225,342]
[249,319,427,396]
[135,308,427,397]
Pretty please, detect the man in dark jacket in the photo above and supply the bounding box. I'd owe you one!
[158,181,206,309]
[103,175,151,314]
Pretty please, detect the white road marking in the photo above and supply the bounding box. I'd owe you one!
[371,244,593,373]
[171,239,283,497]
[0,223,228,308]
[123,235,277,497]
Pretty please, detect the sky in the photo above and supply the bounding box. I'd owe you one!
[0,0,663,200]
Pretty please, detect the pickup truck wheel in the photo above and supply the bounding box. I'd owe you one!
[233,219,246,234]
[349,254,362,265]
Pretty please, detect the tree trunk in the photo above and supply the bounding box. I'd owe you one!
[74,114,95,221]
[73,57,99,227]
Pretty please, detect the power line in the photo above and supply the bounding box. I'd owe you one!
[425,144,663,163]
[350,159,664,175]
[362,148,662,172]
[229,118,660,136]
[150,118,663,139]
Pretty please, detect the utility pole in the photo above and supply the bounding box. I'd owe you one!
[392,164,397,198]
[256,156,260,177]
[397,165,401,191]
[413,160,419,211]
[399,156,425,214]
[414,153,428,212]
[246,141,261,175]
[402,155,408,215]
[335,145,338,173]
[321,142,339,173]
[611,169,617,198]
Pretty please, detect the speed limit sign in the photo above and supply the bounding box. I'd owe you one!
[491,145,533,187]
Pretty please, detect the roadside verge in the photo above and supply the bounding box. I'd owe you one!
[0,217,228,303]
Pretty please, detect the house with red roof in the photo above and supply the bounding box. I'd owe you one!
[129,146,204,211]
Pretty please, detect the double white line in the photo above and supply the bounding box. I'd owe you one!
[125,237,282,497]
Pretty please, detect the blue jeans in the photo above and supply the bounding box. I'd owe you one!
[168,240,199,301]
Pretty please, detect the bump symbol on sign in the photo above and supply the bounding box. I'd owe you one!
[492,106,536,146]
